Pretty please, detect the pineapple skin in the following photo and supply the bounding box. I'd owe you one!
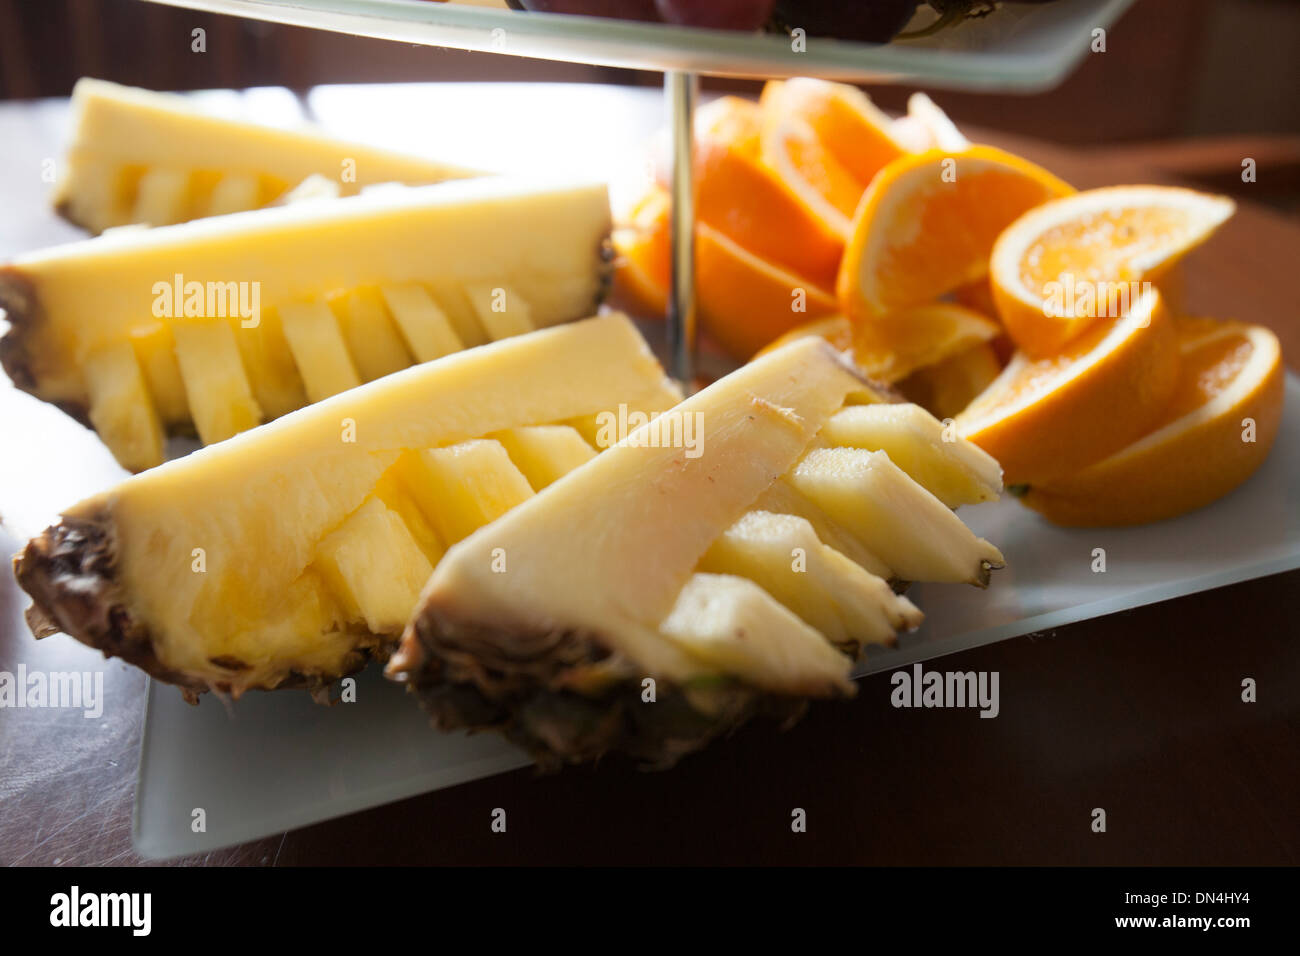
[15,513,381,702]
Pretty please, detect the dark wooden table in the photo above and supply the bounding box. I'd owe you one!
[1,87,1297,866]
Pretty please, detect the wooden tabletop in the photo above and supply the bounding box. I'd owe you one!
[0,85,1297,866]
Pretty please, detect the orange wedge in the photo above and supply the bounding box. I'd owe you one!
[672,96,844,288]
[851,303,1001,383]
[897,341,1003,421]
[990,185,1236,356]
[1020,319,1284,525]
[838,145,1074,323]
[755,303,998,385]
[760,79,909,224]
[609,188,671,318]
[696,220,838,359]
[955,287,1181,485]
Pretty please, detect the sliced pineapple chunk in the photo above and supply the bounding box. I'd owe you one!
[52,78,477,233]
[314,496,434,634]
[790,447,1004,585]
[279,301,363,403]
[698,511,920,649]
[83,341,165,471]
[129,323,190,426]
[3,177,614,469]
[660,573,854,697]
[379,282,465,363]
[396,337,1004,767]
[131,166,191,227]
[407,440,534,546]
[820,403,1002,508]
[492,425,596,490]
[15,315,664,698]
[330,286,412,382]
[205,173,261,217]
[463,282,534,340]
[753,478,891,581]
[171,319,262,445]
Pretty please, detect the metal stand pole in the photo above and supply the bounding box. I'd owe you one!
[665,71,698,387]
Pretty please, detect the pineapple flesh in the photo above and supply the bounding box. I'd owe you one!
[392,338,1004,769]
[52,78,478,234]
[0,178,614,470]
[15,315,679,700]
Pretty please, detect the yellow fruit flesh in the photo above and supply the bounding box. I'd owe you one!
[7,178,613,469]
[403,338,1002,697]
[52,78,477,233]
[171,319,263,444]
[83,342,165,472]
[56,315,676,694]
[491,425,597,490]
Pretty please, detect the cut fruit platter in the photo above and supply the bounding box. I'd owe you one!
[0,2,1296,858]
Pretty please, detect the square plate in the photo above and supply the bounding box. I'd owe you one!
[133,376,1300,859]
[143,0,1137,91]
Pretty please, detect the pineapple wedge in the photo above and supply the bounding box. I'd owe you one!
[0,177,614,470]
[392,338,1003,768]
[15,315,679,700]
[53,78,477,233]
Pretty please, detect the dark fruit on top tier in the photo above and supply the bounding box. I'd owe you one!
[771,0,921,43]
[513,0,661,20]
[655,0,776,31]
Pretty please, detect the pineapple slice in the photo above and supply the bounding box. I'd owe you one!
[492,425,596,490]
[820,403,1002,508]
[406,440,534,546]
[379,283,465,363]
[789,448,1003,585]
[171,319,263,446]
[394,338,1003,767]
[128,323,190,426]
[1,177,614,470]
[131,166,191,227]
[15,315,678,699]
[314,496,434,634]
[463,282,534,340]
[279,301,363,403]
[330,286,412,382]
[52,78,477,233]
[698,511,921,650]
[83,341,165,472]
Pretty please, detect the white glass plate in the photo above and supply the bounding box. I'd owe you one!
[143,0,1137,91]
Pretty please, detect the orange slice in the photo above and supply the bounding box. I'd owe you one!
[990,185,1236,356]
[896,341,1003,421]
[852,303,1001,383]
[754,303,998,385]
[760,78,909,217]
[696,221,838,360]
[1020,320,1284,525]
[760,114,864,239]
[674,96,844,288]
[955,287,1181,485]
[837,145,1073,323]
[609,188,671,318]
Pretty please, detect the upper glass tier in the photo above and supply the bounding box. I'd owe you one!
[143,0,1136,91]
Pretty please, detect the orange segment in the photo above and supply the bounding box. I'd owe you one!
[991,185,1236,356]
[837,146,1074,322]
[893,93,970,153]
[761,78,908,189]
[672,96,844,288]
[1020,320,1284,525]
[696,221,838,360]
[756,315,854,359]
[896,341,1003,421]
[761,115,864,237]
[955,287,1181,485]
[609,188,670,318]
[851,303,1000,383]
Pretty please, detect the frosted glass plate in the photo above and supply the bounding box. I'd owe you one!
[142,0,1137,91]
[132,375,1300,858]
